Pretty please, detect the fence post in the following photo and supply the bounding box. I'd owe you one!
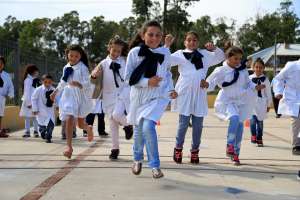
[13,40,21,105]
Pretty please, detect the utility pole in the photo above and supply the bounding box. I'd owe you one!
[163,0,168,32]
[274,33,278,76]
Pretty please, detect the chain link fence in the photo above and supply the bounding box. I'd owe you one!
[0,39,65,105]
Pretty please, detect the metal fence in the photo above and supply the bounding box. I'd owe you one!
[0,40,65,105]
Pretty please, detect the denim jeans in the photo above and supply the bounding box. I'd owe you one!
[175,114,203,150]
[25,117,38,134]
[250,115,263,140]
[227,115,244,155]
[39,120,55,140]
[133,118,160,169]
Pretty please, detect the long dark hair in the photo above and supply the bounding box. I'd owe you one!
[108,35,129,57]
[0,56,5,71]
[225,46,244,58]
[253,57,265,66]
[23,64,39,81]
[65,44,89,68]
[129,20,162,49]
[0,56,5,65]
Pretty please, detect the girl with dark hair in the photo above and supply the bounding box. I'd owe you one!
[19,64,40,138]
[0,56,14,138]
[50,44,94,159]
[91,36,132,160]
[125,20,177,178]
[165,31,225,164]
[249,58,272,147]
[206,46,265,165]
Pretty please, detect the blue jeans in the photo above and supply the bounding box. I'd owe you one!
[227,115,244,155]
[176,114,203,150]
[133,118,160,169]
[25,117,38,134]
[250,115,263,140]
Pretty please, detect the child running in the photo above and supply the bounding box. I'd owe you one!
[91,36,133,160]
[125,21,177,178]
[50,44,94,159]
[249,58,272,147]
[273,58,300,155]
[0,56,14,137]
[165,32,225,164]
[19,64,41,138]
[31,74,55,143]
[206,46,265,165]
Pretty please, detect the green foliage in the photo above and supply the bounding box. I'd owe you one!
[0,0,299,65]
[238,0,299,55]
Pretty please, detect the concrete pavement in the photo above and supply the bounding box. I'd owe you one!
[0,110,299,200]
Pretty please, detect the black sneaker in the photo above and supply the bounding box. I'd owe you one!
[292,146,300,155]
[109,149,120,160]
[34,131,39,138]
[46,139,52,143]
[190,149,199,164]
[41,132,46,140]
[132,161,142,175]
[257,139,264,147]
[173,148,183,164]
[297,171,300,181]
[83,130,88,137]
[61,134,66,140]
[123,125,133,140]
[98,132,109,137]
[22,133,30,138]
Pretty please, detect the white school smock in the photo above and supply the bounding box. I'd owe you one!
[99,56,130,117]
[170,48,225,117]
[20,75,36,117]
[56,61,93,120]
[125,46,174,125]
[273,60,300,117]
[92,99,103,114]
[31,85,55,126]
[0,70,14,116]
[249,74,272,121]
[206,61,256,121]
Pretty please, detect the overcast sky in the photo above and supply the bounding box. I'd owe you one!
[0,0,299,27]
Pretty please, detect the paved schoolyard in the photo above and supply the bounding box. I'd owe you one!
[0,110,299,200]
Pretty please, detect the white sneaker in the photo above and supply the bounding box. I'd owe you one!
[152,168,164,179]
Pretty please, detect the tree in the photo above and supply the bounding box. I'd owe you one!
[132,0,153,22]
[191,16,215,47]
[237,0,300,55]
[19,18,50,52]
[0,16,27,42]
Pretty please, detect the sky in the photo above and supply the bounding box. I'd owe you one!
[0,0,299,27]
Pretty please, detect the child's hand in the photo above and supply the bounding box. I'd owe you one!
[164,34,175,48]
[200,79,209,89]
[267,107,270,112]
[33,111,39,115]
[204,42,216,51]
[91,66,102,78]
[275,94,283,100]
[169,90,178,99]
[50,91,57,102]
[70,81,83,89]
[148,76,162,87]
[255,84,266,91]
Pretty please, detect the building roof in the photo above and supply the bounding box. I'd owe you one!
[247,43,300,63]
